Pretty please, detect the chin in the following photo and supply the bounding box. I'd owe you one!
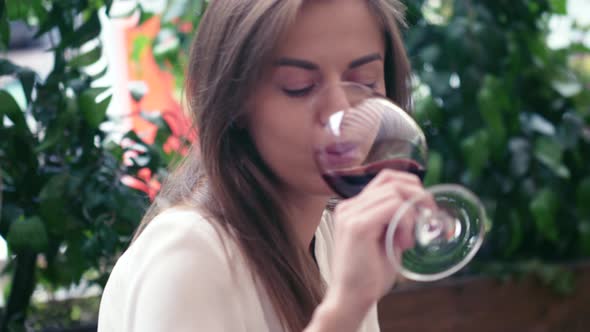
[299,178,336,200]
[279,173,335,201]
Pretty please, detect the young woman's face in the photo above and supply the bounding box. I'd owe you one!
[247,0,386,198]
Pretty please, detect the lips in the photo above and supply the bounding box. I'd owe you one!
[316,142,361,168]
[324,142,358,155]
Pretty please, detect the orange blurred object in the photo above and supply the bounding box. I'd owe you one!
[120,15,194,200]
[124,15,192,146]
[121,168,162,201]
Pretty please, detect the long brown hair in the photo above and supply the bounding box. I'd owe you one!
[133,1,411,331]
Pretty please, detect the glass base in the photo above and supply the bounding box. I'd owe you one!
[385,184,487,282]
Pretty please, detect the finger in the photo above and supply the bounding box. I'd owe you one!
[392,183,427,202]
[364,168,422,191]
[336,191,402,233]
[399,187,438,212]
[393,209,416,251]
[344,182,403,214]
[340,181,428,224]
[350,195,405,233]
[369,177,436,212]
[363,175,434,211]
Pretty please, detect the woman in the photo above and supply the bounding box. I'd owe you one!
[98,0,423,331]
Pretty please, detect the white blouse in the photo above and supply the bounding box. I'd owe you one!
[97,207,380,332]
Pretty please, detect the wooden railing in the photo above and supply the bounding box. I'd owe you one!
[378,264,590,332]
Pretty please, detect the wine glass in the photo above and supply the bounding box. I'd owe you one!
[312,82,487,282]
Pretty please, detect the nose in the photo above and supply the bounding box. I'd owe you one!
[315,84,351,126]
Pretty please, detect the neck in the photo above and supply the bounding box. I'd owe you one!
[282,191,330,250]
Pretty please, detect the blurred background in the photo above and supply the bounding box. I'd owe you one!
[0,0,588,331]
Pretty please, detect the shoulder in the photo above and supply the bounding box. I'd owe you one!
[99,207,247,331]
[133,207,229,260]
[127,206,239,289]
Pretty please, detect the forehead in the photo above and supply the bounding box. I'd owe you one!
[273,0,384,63]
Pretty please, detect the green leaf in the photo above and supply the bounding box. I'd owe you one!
[478,76,507,152]
[579,220,590,256]
[550,0,567,15]
[557,112,584,148]
[414,95,442,127]
[0,8,9,49]
[90,64,109,80]
[104,0,115,16]
[419,45,440,64]
[576,178,590,218]
[153,32,180,67]
[577,220,590,257]
[34,122,63,152]
[140,111,171,133]
[17,70,36,105]
[0,90,27,132]
[461,130,489,179]
[131,34,152,63]
[137,4,155,25]
[59,11,101,49]
[534,137,569,178]
[79,87,111,129]
[423,150,442,186]
[34,5,58,38]
[0,59,36,104]
[39,174,70,235]
[504,212,523,256]
[0,0,4,18]
[508,138,531,177]
[530,189,560,243]
[69,45,102,67]
[0,58,19,75]
[7,216,49,252]
[6,0,29,19]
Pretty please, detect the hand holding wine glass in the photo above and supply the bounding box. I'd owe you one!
[313,82,487,282]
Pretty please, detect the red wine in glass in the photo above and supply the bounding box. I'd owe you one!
[322,158,426,198]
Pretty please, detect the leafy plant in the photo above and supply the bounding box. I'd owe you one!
[404,0,590,270]
[0,0,183,329]
[0,0,195,327]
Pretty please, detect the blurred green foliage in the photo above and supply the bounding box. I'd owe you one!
[405,0,590,267]
[0,0,198,329]
[1,0,148,330]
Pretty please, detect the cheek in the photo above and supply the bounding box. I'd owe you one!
[247,96,331,194]
[248,97,312,168]
[378,78,387,96]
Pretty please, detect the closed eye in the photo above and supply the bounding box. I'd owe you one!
[283,85,315,98]
[362,82,377,89]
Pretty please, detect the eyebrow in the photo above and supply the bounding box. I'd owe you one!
[274,53,382,71]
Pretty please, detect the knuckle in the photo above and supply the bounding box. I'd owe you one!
[334,201,350,216]
[382,187,402,202]
[408,173,421,185]
[378,169,397,180]
[345,218,367,236]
